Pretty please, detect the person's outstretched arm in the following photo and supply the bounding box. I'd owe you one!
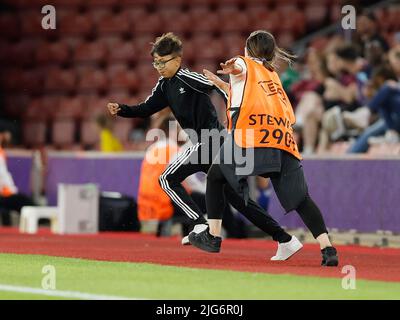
[203,69,229,95]
[107,78,168,118]
[217,58,243,76]
[176,68,228,102]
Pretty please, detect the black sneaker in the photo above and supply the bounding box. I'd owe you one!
[321,246,339,266]
[188,228,222,253]
[181,224,208,245]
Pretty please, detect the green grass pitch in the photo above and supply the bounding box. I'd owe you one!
[0,253,399,300]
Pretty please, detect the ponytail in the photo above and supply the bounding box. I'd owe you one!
[272,46,297,70]
[246,30,297,71]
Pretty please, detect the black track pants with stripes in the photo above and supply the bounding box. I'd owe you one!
[158,142,290,241]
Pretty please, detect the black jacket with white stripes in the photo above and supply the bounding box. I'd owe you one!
[117,67,227,138]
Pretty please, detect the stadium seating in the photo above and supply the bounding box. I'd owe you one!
[3,94,30,119]
[135,34,157,62]
[4,40,36,68]
[192,34,224,61]
[49,97,84,148]
[79,96,109,148]
[219,10,250,33]
[96,12,131,36]
[0,0,396,150]
[133,13,163,35]
[59,13,94,37]
[22,121,47,148]
[222,33,246,58]
[22,97,60,147]
[107,66,140,92]
[249,10,280,34]
[74,41,108,65]
[160,15,190,35]
[304,4,328,31]
[190,9,220,34]
[124,7,148,25]
[35,41,71,66]
[86,0,118,8]
[77,68,108,94]
[51,119,76,148]
[120,0,154,6]
[135,63,160,91]
[44,68,77,94]
[106,38,137,64]
[112,119,134,145]
[0,14,20,40]
[25,97,58,121]
[80,119,100,148]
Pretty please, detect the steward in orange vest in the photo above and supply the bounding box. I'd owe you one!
[227,56,301,160]
[190,31,338,268]
[137,139,179,221]
[0,128,34,226]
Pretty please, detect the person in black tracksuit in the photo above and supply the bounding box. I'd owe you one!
[108,33,295,253]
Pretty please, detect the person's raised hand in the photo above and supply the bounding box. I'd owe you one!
[203,69,229,93]
[203,69,220,84]
[107,102,120,115]
[217,58,240,75]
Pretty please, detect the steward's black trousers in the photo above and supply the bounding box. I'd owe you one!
[158,141,289,241]
[0,193,34,226]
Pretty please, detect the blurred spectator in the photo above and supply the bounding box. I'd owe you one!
[395,32,400,46]
[292,48,330,154]
[353,11,389,59]
[276,53,301,97]
[96,114,123,152]
[293,43,364,154]
[346,46,400,152]
[291,48,329,105]
[317,44,369,152]
[255,176,272,212]
[0,128,34,226]
[324,45,365,111]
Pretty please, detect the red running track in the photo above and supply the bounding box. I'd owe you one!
[0,228,399,282]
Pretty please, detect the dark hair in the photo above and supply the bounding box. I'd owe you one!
[151,32,183,57]
[358,10,377,22]
[371,63,397,82]
[96,114,112,129]
[0,125,9,134]
[245,30,296,71]
[335,44,359,62]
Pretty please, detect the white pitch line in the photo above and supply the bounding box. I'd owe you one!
[0,284,144,300]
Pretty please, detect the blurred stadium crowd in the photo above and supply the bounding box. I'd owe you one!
[0,0,399,155]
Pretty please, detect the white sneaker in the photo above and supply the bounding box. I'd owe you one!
[181,236,190,245]
[330,106,346,141]
[270,236,303,261]
[181,224,208,245]
[343,107,371,130]
[368,130,400,145]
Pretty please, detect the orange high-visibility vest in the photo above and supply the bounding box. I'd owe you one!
[137,140,179,221]
[0,148,15,197]
[227,56,301,160]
